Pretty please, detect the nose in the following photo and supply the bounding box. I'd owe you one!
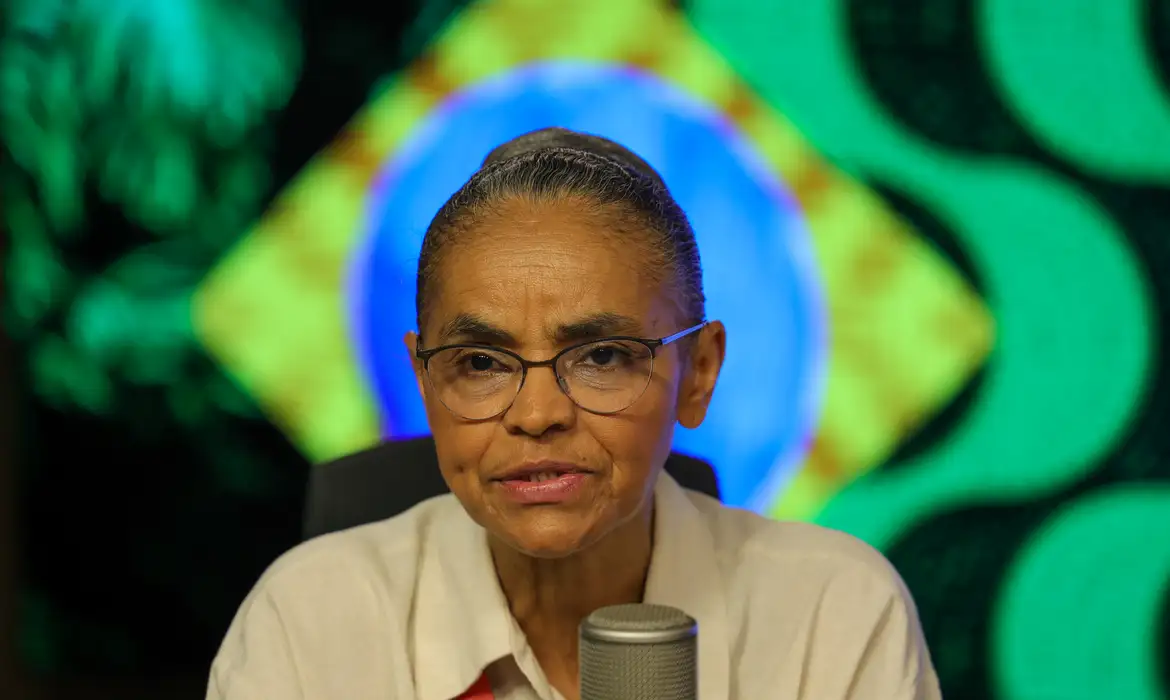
[502,365,575,437]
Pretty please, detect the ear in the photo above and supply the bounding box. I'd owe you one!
[676,321,726,429]
[404,331,426,400]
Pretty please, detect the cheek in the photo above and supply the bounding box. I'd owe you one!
[425,397,493,489]
[585,385,678,494]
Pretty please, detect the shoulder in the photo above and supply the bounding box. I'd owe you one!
[685,490,911,598]
[684,493,940,695]
[684,493,940,698]
[209,496,462,698]
[247,493,459,612]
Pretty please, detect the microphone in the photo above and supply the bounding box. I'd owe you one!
[578,603,698,700]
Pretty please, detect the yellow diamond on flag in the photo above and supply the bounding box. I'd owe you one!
[193,0,992,518]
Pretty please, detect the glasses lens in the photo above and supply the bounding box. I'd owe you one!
[426,346,522,420]
[558,340,654,414]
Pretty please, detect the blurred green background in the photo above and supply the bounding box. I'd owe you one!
[3,1,1169,698]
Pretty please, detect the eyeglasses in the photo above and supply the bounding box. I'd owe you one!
[416,322,707,420]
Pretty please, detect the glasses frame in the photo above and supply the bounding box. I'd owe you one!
[415,321,708,419]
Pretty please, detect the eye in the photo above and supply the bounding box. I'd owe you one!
[585,345,620,366]
[435,347,516,376]
[577,341,644,368]
[463,352,502,372]
[465,355,493,372]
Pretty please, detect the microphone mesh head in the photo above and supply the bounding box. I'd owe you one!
[579,603,697,700]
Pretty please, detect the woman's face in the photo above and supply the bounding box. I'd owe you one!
[408,198,724,558]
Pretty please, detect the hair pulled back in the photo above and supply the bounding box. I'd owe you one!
[415,127,705,331]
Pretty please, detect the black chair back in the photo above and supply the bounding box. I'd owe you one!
[303,436,720,540]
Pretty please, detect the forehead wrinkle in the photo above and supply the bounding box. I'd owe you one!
[427,202,677,344]
[438,276,658,340]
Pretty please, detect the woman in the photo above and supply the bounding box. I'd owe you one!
[207,128,941,699]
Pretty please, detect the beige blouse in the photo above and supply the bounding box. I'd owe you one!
[207,472,942,699]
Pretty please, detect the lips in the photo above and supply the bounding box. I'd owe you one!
[492,461,591,482]
[491,461,594,505]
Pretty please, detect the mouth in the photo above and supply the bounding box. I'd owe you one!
[491,461,594,505]
[492,461,592,483]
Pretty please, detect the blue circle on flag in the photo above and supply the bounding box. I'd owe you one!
[350,62,825,511]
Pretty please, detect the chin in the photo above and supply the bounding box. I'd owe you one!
[498,511,599,559]
[510,541,581,559]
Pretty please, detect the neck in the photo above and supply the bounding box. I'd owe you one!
[489,501,655,690]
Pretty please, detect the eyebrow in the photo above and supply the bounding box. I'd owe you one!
[554,312,645,344]
[436,312,645,346]
[437,313,516,346]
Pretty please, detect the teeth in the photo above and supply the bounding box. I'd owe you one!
[527,472,560,482]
